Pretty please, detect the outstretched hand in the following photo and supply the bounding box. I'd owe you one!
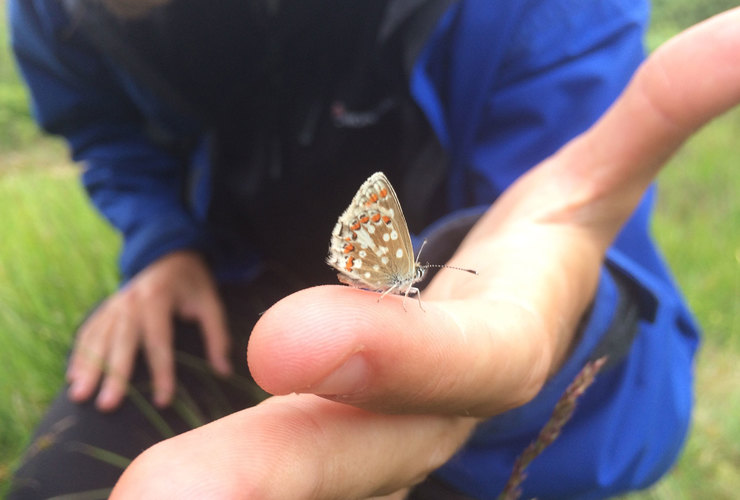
[111,9,740,499]
[67,251,232,411]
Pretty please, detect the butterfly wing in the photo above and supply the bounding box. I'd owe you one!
[327,172,418,293]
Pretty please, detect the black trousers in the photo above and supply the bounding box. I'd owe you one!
[8,271,471,500]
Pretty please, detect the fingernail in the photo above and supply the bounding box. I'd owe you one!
[153,389,172,408]
[214,358,233,377]
[310,354,369,396]
[68,381,87,401]
[96,387,116,410]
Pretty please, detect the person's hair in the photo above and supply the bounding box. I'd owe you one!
[97,0,171,18]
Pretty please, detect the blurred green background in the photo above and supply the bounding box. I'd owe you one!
[1,1,738,498]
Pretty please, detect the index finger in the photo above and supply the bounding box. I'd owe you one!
[247,285,550,417]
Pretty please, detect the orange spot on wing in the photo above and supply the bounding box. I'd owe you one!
[379,188,388,198]
[345,256,354,271]
[360,216,370,224]
[351,221,361,231]
[343,243,354,253]
[369,193,379,203]
[381,215,391,224]
[371,213,381,223]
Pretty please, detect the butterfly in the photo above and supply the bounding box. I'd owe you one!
[327,172,477,309]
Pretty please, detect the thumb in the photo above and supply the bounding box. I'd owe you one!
[559,6,740,240]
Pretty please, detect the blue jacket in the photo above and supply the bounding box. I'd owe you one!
[10,0,699,498]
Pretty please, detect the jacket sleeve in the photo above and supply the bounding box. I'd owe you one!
[411,0,700,498]
[9,0,208,280]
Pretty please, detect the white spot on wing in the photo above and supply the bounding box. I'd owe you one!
[356,229,374,249]
[396,249,403,259]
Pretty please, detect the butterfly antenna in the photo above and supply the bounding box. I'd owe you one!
[414,239,428,265]
[416,239,478,275]
[423,263,479,275]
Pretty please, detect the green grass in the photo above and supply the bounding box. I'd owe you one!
[653,113,740,348]
[0,164,120,488]
[0,2,41,153]
[622,110,740,500]
[0,3,120,488]
[1,1,738,498]
[618,6,740,499]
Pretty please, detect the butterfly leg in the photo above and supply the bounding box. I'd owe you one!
[378,284,400,302]
[403,286,424,312]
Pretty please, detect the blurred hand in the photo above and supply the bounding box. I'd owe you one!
[111,8,740,499]
[66,250,232,411]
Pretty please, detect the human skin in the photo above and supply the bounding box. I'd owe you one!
[107,8,740,499]
[66,251,232,411]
